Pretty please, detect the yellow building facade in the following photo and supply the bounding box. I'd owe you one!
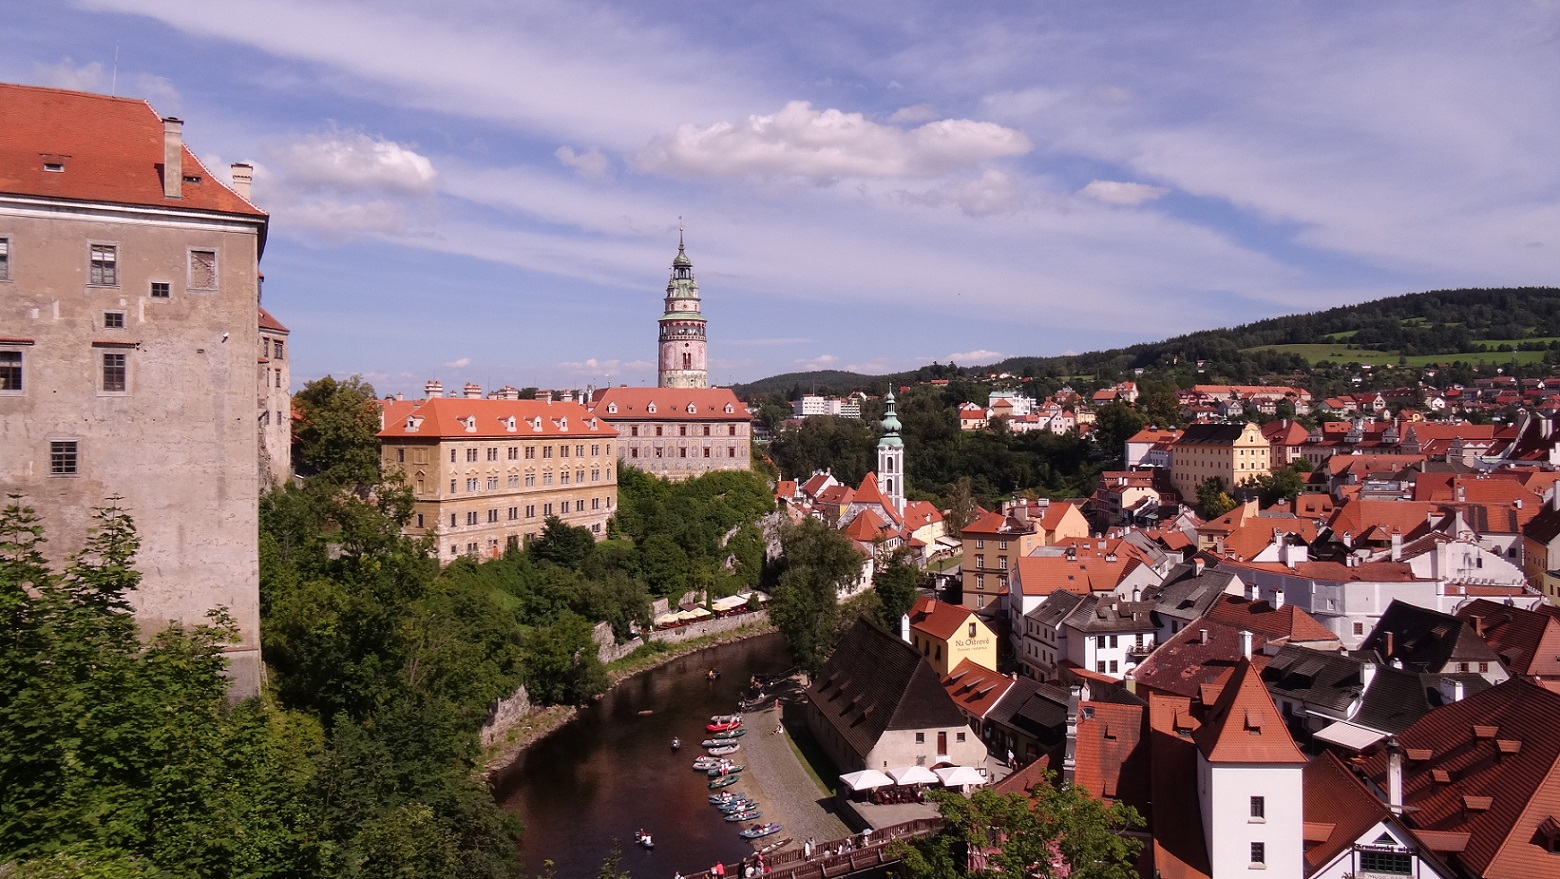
[1171,421,1272,501]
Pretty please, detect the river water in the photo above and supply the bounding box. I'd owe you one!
[493,634,793,879]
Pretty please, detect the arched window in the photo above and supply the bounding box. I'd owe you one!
[682,353,692,369]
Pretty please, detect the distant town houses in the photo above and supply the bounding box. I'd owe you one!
[791,392,864,419]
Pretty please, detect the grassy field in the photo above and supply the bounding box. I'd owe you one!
[1246,343,1549,367]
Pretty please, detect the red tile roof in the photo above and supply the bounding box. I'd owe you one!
[1456,598,1560,679]
[0,83,264,217]
[939,658,1014,719]
[1204,595,1339,645]
[1132,621,1274,701]
[1073,701,1149,808]
[909,597,978,642]
[1359,679,1560,878]
[1191,657,1304,764]
[589,386,749,421]
[257,305,289,334]
[1302,751,1394,875]
[379,397,615,439]
[1147,693,1211,879]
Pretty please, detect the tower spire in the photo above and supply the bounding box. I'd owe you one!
[877,389,905,514]
[657,232,707,388]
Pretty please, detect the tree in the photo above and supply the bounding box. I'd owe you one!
[1195,476,1236,520]
[292,375,383,485]
[1089,403,1148,467]
[943,476,978,537]
[1248,462,1307,508]
[872,549,921,630]
[768,518,862,673]
[897,782,1142,879]
[530,516,597,568]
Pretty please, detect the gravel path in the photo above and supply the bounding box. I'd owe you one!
[731,690,850,851]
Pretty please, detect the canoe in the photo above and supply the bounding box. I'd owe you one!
[706,744,740,756]
[709,774,741,789]
[724,809,762,822]
[716,798,759,813]
[707,764,745,777]
[712,728,747,739]
[739,824,783,840]
[709,714,741,724]
[707,720,741,733]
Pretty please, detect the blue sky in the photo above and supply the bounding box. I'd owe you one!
[6,1,1558,395]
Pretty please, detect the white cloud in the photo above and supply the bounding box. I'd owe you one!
[888,103,939,124]
[32,58,106,92]
[948,349,1004,364]
[444,357,472,368]
[271,130,438,194]
[134,73,181,113]
[1078,180,1171,207]
[280,199,410,237]
[795,354,840,370]
[556,357,650,376]
[555,146,610,180]
[637,100,1031,180]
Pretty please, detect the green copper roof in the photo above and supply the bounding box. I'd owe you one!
[878,391,904,447]
[672,242,692,268]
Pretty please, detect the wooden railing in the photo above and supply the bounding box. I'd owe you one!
[678,818,944,879]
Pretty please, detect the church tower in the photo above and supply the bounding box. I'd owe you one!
[877,391,905,515]
[657,233,708,389]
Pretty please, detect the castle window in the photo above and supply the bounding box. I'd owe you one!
[0,350,22,393]
[100,352,127,393]
[150,281,170,299]
[0,237,8,280]
[49,440,78,476]
[188,249,217,290]
[89,244,117,286]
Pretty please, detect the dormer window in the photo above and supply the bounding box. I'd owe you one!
[405,416,423,432]
[504,417,517,432]
[724,403,734,414]
[558,418,568,430]
[531,417,543,431]
[607,403,618,414]
[647,402,657,414]
[687,403,697,414]
[44,162,63,172]
[462,416,476,433]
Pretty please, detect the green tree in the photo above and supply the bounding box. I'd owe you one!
[872,549,921,630]
[1089,402,1148,467]
[292,375,384,485]
[768,519,862,672]
[1195,477,1237,520]
[530,517,597,568]
[897,782,1142,879]
[1248,462,1308,508]
[943,476,978,537]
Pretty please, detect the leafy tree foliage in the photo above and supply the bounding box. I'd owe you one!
[609,467,774,599]
[1248,462,1309,507]
[897,782,1142,879]
[768,518,862,672]
[872,549,921,630]
[1195,477,1237,520]
[292,375,384,485]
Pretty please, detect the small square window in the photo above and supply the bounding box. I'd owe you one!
[0,237,9,280]
[1250,842,1265,865]
[50,440,78,476]
[150,281,170,299]
[915,733,925,744]
[103,311,124,329]
[1250,796,1264,819]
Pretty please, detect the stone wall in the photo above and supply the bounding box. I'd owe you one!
[481,685,533,748]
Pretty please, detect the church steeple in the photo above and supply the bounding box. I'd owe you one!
[877,391,905,514]
[658,232,708,389]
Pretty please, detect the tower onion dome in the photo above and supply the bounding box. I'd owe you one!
[879,391,904,447]
[672,241,692,268]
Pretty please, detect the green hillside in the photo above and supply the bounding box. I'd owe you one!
[733,287,1560,398]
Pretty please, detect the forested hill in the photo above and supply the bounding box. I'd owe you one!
[732,287,1560,397]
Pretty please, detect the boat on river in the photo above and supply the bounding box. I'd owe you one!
[711,727,746,739]
[634,830,655,849]
[752,835,793,853]
[724,809,762,822]
[709,774,741,789]
[715,797,759,814]
[706,763,745,777]
[740,823,782,840]
[707,719,741,733]
[706,743,740,756]
[692,756,726,771]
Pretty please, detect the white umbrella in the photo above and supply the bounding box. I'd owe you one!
[839,769,894,791]
[933,766,986,787]
[888,765,939,785]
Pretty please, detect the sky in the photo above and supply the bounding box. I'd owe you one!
[5,1,1559,396]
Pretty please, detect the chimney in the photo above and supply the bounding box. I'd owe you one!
[229,162,253,201]
[394,392,404,401]
[1199,627,1208,645]
[1272,589,1285,610]
[463,382,482,399]
[900,612,911,644]
[1390,530,1403,562]
[1386,737,1405,815]
[1014,502,1029,525]
[1193,558,1205,577]
[1062,685,1081,785]
[1441,677,1465,704]
[1239,629,1253,660]
[1360,661,1377,694]
[161,117,184,199]
[424,380,444,399]
[1384,631,1395,657]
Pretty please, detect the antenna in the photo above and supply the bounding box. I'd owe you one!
[111,41,119,96]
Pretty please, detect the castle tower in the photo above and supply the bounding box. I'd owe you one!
[877,391,905,515]
[657,233,708,389]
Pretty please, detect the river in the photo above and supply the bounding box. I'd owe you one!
[493,633,794,879]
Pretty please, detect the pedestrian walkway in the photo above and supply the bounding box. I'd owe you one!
[736,696,850,848]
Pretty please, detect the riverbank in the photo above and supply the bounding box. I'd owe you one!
[482,620,778,777]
